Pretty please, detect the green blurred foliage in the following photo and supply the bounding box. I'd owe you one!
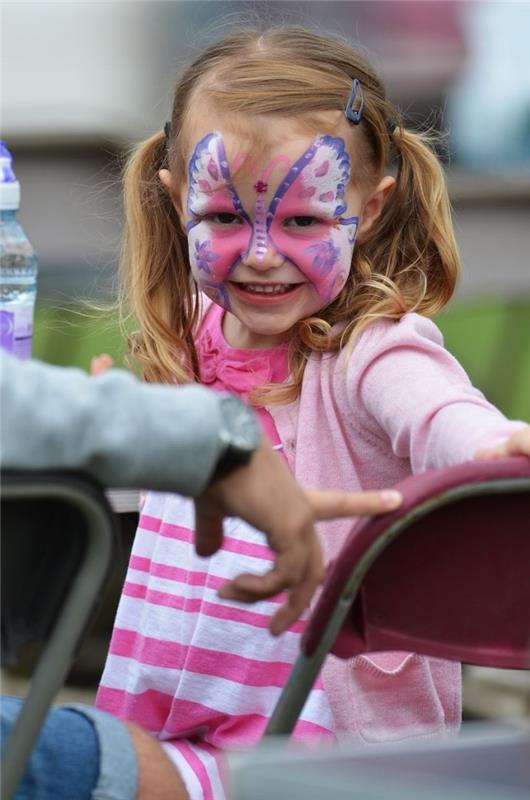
[33,297,530,420]
[436,299,530,421]
[33,302,130,374]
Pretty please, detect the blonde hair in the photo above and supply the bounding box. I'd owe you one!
[119,27,460,402]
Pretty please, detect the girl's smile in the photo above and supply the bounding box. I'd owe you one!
[222,275,317,349]
[229,280,306,303]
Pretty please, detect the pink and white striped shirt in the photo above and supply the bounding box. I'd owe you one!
[96,306,335,799]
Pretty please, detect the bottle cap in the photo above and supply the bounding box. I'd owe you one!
[0,141,21,210]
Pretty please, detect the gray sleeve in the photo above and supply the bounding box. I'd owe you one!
[0,352,226,496]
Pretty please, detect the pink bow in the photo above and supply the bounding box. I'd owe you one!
[198,331,272,395]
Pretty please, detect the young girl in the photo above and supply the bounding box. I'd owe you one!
[96,27,529,799]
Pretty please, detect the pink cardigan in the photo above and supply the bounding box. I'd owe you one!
[201,299,525,741]
[268,312,524,742]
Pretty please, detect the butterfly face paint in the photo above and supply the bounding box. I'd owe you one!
[264,136,358,303]
[185,132,358,311]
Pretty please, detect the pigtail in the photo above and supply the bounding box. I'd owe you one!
[353,126,460,331]
[119,132,200,384]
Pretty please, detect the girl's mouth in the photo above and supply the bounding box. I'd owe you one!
[229,282,305,304]
[231,282,302,295]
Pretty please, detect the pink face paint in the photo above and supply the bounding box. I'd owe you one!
[231,149,252,177]
[265,135,357,301]
[260,155,292,182]
[185,132,358,310]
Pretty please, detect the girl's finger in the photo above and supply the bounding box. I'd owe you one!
[90,353,114,376]
[474,447,506,461]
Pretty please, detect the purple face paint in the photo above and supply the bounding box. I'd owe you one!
[186,133,249,308]
[185,132,358,310]
[193,239,220,274]
[253,181,268,262]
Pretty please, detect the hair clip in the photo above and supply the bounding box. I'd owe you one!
[164,121,172,143]
[387,119,397,136]
[344,78,365,125]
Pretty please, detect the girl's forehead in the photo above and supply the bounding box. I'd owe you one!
[182,109,353,175]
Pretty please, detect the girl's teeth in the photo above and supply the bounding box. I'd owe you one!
[241,283,293,294]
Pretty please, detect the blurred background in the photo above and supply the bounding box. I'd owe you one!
[2,0,529,716]
[3,0,529,419]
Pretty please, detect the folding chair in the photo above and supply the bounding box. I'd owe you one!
[1,469,119,799]
[265,456,530,736]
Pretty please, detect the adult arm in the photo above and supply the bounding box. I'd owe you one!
[1,352,402,632]
[0,351,225,495]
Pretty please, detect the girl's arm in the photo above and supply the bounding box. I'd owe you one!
[354,313,528,471]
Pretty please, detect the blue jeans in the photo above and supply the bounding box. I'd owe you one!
[1,696,138,799]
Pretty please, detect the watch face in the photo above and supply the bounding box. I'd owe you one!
[219,395,261,453]
[209,394,262,484]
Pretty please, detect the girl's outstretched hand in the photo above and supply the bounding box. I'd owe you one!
[194,438,402,635]
[474,425,530,461]
[90,353,114,376]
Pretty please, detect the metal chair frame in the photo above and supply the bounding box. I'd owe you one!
[1,471,118,799]
[265,469,530,737]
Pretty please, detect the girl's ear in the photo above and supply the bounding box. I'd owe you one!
[159,168,187,229]
[158,168,173,194]
[358,175,395,240]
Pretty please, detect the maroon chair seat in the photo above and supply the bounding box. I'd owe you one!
[265,457,530,736]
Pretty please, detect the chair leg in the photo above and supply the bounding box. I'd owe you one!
[264,559,369,738]
[264,645,330,737]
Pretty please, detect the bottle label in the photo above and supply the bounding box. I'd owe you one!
[0,309,15,352]
[0,302,34,360]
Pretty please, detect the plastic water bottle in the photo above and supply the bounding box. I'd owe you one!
[0,141,38,359]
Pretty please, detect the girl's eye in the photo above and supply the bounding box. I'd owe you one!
[205,212,243,225]
[284,216,322,228]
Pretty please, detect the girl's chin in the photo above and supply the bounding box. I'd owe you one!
[222,308,295,348]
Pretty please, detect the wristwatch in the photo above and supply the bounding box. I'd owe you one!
[208,394,262,484]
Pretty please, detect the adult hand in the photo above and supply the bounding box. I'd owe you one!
[474,425,530,461]
[194,438,402,635]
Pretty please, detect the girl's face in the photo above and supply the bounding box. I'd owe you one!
[170,115,373,347]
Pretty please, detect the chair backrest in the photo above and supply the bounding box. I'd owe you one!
[302,457,530,669]
[2,478,84,664]
[1,469,119,800]
[1,470,117,664]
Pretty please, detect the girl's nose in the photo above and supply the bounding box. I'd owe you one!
[242,232,284,271]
